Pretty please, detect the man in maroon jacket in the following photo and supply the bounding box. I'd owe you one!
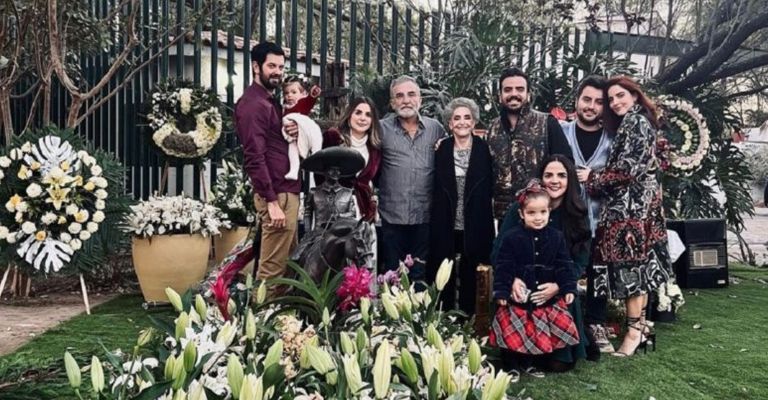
[234,42,299,296]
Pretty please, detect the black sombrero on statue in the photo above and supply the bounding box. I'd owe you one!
[301,147,365,177]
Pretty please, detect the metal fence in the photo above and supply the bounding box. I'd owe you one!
[10,0,593,200]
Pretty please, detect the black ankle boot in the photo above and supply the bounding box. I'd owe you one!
[586,341,601,362]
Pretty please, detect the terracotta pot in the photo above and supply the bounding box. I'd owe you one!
[213,226,255,275]
[132,234,211,302]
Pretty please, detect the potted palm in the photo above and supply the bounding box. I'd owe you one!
[124,195,230,302]
[210,158,257,271]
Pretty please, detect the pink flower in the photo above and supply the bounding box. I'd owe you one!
[377,270,400,287]
[336,265,373,312]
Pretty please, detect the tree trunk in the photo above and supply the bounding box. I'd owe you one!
[0,90,14,142]
[66,97,83,129]
[42,80,51,126]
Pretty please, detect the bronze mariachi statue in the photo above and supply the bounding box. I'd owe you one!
[293,147,374,282]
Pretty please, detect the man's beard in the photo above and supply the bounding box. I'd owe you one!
[259,71,282,90]
[576,110,601,128]
[501,94,526,114]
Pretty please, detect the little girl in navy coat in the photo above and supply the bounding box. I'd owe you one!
[490,179,580,379]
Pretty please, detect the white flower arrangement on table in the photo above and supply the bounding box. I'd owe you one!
[657,96,711,176]
[146,80,223,160]
[211,158,257,227]
[0,136,108,273]
[124,194,231,238]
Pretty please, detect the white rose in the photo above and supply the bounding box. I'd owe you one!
[0,226,8,240]
[94,177,108,188]
[70,238,82,251]
[21,142,32,152]
[9,148,23,160]
[83,156,96,166]
[91,165,103,176]
[7,232,17,244]
[41,212,58,225]
[0,156,11,168]
[74,210,90,223]
[68,223,82,234]
[16,202,28,212]
[95,189,108,199]
[95,199,106,210]
[60,232,72,242]
[66,204,79,215]
[48,167,65,180]
[92,211,105,223]
[77,150,89,159]
[21,221,36,234]
[26,183,43,198]
[79,231,91,241]
[86,222,99,233]
[178,88,193,114]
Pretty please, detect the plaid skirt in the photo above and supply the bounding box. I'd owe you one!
[489,298,580,355]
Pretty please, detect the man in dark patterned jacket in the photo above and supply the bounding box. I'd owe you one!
[487,67,573,220]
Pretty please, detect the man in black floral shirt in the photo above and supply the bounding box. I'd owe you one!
[487,67,573,220]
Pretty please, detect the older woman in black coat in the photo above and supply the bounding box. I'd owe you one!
[428,97,494,317]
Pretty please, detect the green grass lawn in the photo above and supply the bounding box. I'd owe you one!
[1,265,766,400]
[0,296,174,400]
[513,264,768,400]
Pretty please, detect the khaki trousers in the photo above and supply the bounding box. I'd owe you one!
[254,192,299,293]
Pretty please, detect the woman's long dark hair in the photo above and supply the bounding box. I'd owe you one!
[539,154,591,257]
[337,97,382,149]
[604,75,660,133]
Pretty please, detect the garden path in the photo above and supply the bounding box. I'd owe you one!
[0,293,115,356]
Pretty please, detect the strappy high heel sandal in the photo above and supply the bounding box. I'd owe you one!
[640,310,657,352]
[612,317,647,357]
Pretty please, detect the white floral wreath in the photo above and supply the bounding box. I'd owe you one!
[0,136,108,272]
[147,84,223,159]
[658,96,711,175]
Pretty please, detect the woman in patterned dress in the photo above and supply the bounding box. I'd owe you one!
[429,97,494,317]
[583,76,673,357]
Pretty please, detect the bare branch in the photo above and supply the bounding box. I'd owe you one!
[655,7,768,86]
[82,0,141,100]
[0,1,32,88]
[711,53,768,81]
[48,0,82,95]
[22,84,44,133]
[726,82,768,99]
[10,80,40,99]
[74,29,192,125]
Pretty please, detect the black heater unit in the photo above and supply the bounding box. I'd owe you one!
[666,219,728,289]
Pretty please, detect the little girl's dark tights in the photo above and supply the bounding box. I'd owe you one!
[500,349,538,371]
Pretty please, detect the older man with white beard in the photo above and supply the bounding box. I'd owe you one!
[378,76,446,283]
